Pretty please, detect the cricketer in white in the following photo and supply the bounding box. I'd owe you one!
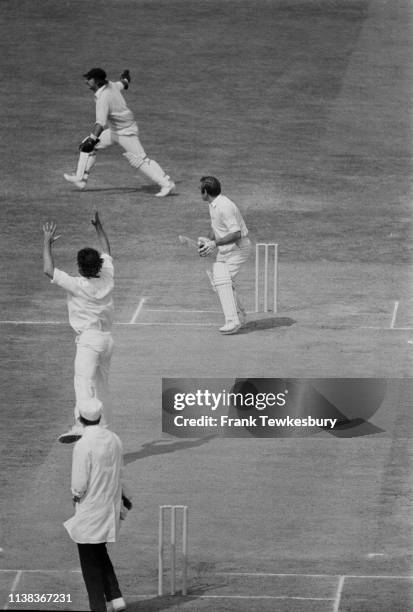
[64,67,175,197]
[198,176,252,335]
[42,212,114,443]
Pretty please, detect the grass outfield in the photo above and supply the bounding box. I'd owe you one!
[1,0,412,610]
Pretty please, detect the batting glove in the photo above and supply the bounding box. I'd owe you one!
[198,238,216,257]
[79,134,99,153]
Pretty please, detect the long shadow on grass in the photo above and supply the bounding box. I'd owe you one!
[124,436,216,465]
[77,187,140,194]
[239,316,296,334]
[126,584,223,611]
[81,182,181,196]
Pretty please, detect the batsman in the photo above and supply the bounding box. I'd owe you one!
[197,176,251,335]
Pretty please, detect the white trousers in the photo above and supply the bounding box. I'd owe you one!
[96,129,146,158]
[214,237,251,320]
[74,329,114,426]
[216,237,252,278]
[92,129,169,188]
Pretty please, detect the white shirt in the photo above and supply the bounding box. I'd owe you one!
[63,426,123,544]
[52,253,114,334]
[209,194,249,253]
[95,82,138,135]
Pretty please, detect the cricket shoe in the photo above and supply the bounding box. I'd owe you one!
[107,597,126,612]
[63,173,87,189]
[58,424,83,444]
[219,321,241,335]
[238,310,247,327]
[155,179,176,197]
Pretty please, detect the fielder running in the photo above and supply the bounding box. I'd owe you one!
[43,212,115,443]
[197,176,251,335]
[64,67,175,197]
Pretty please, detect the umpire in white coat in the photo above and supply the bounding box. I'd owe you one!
[64,398,129,612]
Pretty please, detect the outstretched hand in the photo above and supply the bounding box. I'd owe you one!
[91,211,101,228]
[91,211,110,254]
[42,222,61,244]
[120,69,131,82]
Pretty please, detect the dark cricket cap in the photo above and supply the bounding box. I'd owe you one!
[83,67,107,81]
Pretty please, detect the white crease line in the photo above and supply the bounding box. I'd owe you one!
[346,575,413,579]
[129,297,146,324]
[1,320,413,331]
[0,569,410,579]
[145,309,222,313]
[332,576,345,612]
[4,570,22,610]
[218,572,338,577]
[0,321,65,325]
[192,595,333,601]
[217,572,413,579]
[127,593,333,601]
[0,570,81,573]
[125,594,334,602]
[360,327,413,331]
[0,320,216,327]
[390,301,399,329]
[134,322,216,326]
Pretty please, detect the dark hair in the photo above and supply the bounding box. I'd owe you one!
[83,67,107,81]
[83,68,108,88]
[200,176,221,197]
[77,248,103,278]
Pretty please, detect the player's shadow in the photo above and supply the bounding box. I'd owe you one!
[238,315,296,333]
[132,185,180,196]
[81,180,182,196]
[79,187,140,194]
[123,436,216,466]
[125,584,222,611]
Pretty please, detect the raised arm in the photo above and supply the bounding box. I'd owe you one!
[42,222,61,279]
[91,211,111,255]
[120,69,131,90]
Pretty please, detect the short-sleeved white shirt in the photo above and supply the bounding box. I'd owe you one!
[52,253,114,334]
[95,82,138,135]
[209,194,249,248]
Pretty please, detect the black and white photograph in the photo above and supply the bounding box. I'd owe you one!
[1,0,412,610]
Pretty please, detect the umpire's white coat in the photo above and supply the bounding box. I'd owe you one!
[64,426,123,544]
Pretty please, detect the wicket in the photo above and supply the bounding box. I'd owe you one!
[255,243,278,313]
[158,505,188,596]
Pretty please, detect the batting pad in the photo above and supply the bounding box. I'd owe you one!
[75,152,92,180]
[123,151,145,169]
[213,262,239,323]
[139,158,169,186]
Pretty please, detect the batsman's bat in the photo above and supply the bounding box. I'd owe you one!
[178,234,198,249]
